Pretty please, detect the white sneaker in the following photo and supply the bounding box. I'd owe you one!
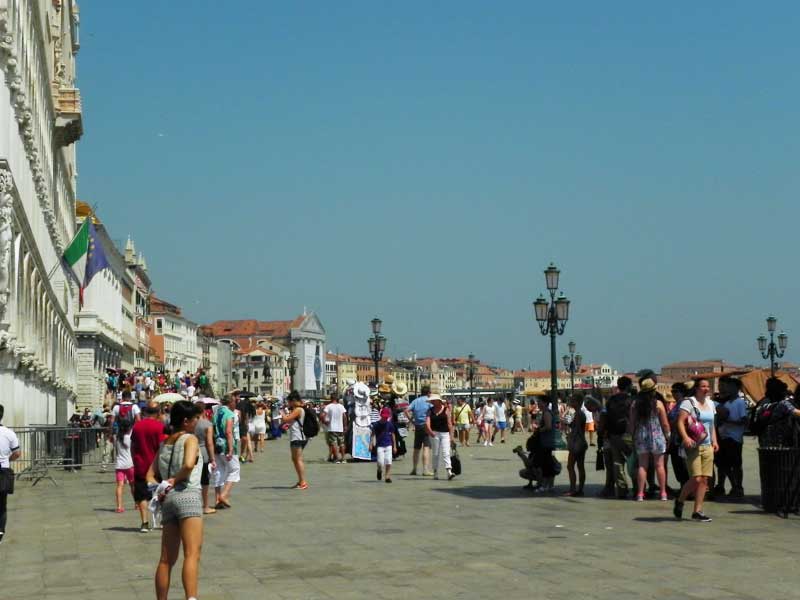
[483,441,488,446]
[489,442,494,446]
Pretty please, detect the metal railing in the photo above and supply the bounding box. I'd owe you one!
[13,425,113,486]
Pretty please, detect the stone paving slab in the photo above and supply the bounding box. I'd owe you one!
[0,436,797,599]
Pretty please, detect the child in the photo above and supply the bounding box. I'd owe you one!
[114,428,135,512]
[371,407,397,483]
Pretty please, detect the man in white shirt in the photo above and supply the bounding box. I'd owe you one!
[322,393,348,463]
[493,398,508,444]
[0,403,21,544]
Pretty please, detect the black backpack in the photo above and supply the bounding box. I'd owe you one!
[606,394,630,436]
[301,407,320,439]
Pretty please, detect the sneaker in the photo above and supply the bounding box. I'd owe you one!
[489,442,494,447]
[0,532,4,544]
[422,471,434,477]
[409,469,418,476]
[448,471,456,480]
[660,493,669,502]
[512,446,523,455]
[377,468,382,481]
[385,478,392,483]
[635,494,644,502]
[728,487,744,499]
[483,441,488,447]
[673,500,684,520]
[434,471,439,480]
[140,522,150,533]
[501,440,506,444]
[691,512,712,522]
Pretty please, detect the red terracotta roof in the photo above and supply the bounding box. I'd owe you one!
[203,316,306,340]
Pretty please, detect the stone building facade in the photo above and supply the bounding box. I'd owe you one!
[0,1,83,426]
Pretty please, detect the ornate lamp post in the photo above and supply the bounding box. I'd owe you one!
[562,340,582,396]
[758,315,788,378]
[288,353,299,391]
[467,353,478,406]
[533,263,570,411]
[368,317,386,386]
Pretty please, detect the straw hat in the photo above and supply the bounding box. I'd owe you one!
[378,383,392,394]
[640,378,657,392]
[383,374,395,385]
[391,381,408,397]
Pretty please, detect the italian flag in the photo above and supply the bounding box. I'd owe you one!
[62,219,90,287]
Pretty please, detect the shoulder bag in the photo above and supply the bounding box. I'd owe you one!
[686,400,708,444]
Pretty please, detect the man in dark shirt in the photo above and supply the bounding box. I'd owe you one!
[131,401,165,532]
[602,376,633,499]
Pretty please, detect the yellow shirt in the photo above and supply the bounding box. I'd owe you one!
[454,403,472,425]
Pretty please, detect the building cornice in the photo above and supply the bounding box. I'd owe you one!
[0,3,68,255]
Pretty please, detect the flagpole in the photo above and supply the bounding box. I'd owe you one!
[47,203,99,282]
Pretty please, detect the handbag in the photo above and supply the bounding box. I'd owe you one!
[0,467,15,494]
[686,400,708,444]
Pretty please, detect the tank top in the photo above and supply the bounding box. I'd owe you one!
[289,408,306,442]
[253,409,267,427]
[158,433,201,492]
[430,408,450,433]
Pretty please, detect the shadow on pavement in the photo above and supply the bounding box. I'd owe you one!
[103,526,142,533]
[432,485,542,500]
[93,507,119,512]
[633,517,678,523]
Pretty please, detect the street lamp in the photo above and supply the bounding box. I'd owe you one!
[288,353,299,391]
[758,315,788,377]
[562,340,582,396]
[466,354,478,407]
[368,317,386,385]
[533,263,571,412]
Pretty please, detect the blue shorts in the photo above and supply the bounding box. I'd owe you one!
[496,422,507,430]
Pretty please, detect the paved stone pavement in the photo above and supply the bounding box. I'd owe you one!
[1,435,797,599]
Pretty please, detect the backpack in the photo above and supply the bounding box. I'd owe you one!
[606,394,630,435]
[300,407,320,439]
[213,409,229,454]
[116,403,135,433]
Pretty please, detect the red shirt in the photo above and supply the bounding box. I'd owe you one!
[131,417,166,479]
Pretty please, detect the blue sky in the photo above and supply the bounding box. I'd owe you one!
[77,2,799,372]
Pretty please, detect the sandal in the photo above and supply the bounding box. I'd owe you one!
[296,482,309,490]
[203,508,217,514]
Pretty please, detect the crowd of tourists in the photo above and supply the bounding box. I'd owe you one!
[2,367,800,599]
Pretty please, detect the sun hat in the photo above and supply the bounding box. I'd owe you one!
[429,393,443,403]
[639,378,657,392]
[391,381,408,397]
[378,383,392,394]
[353,382,370,400]
[384,374,395,384]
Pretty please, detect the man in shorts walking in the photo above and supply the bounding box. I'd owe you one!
[131,401,165,532]
[406,385,432,476]
[213,392,240,509]
[322,392,348,463]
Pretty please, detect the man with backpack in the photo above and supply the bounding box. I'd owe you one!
[213,391,240,509]
[602,376,634,499]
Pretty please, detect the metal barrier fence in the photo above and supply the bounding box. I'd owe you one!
[13,425,113,486]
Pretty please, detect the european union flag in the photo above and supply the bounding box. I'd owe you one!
[85,222,110,288]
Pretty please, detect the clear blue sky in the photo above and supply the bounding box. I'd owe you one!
[77,1,799,372]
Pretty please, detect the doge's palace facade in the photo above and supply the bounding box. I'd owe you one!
[0,1,83,426]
